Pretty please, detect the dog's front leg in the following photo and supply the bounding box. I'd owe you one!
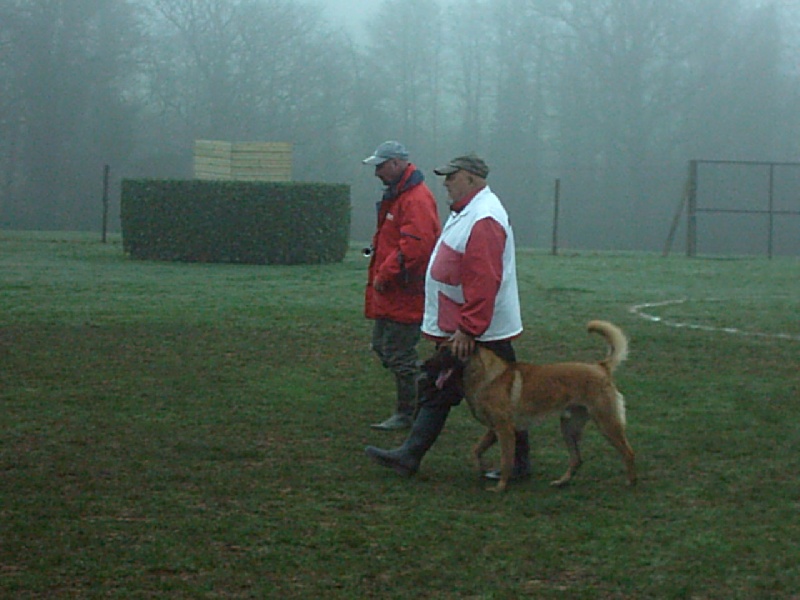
[490,424,516,493]
[472,429,497,474]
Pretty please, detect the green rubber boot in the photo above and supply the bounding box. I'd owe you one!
[365,405,450,476]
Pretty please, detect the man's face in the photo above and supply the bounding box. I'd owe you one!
[443,170,471,204]
[374,158,403,185]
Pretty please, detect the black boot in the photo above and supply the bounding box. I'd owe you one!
[484,430,531,481]
[365,405,450,476]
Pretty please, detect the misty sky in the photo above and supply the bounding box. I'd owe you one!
[322,0,375,40]
[4,0,798,254]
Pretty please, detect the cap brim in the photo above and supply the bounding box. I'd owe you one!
[433,165,459,176]
[362,155,388,165]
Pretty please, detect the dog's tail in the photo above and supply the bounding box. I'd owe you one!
[587,320,628,373]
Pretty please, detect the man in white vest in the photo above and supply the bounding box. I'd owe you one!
[365,153,531,482]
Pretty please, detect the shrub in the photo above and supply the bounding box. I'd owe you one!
[120,179,350,264]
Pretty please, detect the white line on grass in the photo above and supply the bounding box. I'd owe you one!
[628,298,800,342]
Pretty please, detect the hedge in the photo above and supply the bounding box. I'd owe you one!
[120,179,351,265]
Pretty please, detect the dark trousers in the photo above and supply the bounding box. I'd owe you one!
[371,319,422,415]
[371,319,421,379]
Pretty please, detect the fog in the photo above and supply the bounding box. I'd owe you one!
[1,0,799,255]
[322,0,374,41]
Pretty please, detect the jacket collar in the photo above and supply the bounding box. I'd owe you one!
[450,184,486,213]
[383,163,424,202]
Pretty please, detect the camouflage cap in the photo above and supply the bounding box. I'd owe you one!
[433,153,489,178]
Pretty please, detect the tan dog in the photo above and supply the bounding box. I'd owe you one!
[430,320,636,492]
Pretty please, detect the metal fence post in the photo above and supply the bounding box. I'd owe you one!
[551,178,561,256]
[686,160,698,257]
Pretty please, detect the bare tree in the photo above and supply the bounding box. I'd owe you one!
[361,0,445,162]
[445,0,497,152]
[140,0,354,180]
[0,0,142,229]
[529,0,750,247]
[681,3,796,160]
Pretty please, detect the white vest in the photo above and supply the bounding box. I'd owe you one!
[422,186,523,341]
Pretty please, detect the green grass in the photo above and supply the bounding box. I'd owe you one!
[2,231,799,598]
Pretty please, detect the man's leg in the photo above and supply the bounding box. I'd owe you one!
[365,362,459,475]
[370,320,420,431]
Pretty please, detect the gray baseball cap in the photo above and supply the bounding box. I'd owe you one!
[362,140,409,165]
[433,153,490,178]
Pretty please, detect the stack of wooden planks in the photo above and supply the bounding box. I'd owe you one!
[194,140,292,182]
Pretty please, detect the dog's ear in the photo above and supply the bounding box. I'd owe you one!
[422,349,445,374]
[442,344,469,368]
[424,344,454,366]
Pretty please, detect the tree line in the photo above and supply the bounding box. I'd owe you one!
[1,0,798,252]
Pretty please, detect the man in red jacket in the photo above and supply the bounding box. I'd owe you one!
[362,141,442,430]
[365,153,530,483]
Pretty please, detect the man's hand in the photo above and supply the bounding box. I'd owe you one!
[450,329,475,361]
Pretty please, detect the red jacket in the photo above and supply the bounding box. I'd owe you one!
[365,164,441,324]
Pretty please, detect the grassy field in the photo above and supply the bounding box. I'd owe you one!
[2,231,799,599]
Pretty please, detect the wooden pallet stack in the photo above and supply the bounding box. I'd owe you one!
[194,140,293,182]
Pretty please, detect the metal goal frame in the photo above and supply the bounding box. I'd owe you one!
[682,159,800,258]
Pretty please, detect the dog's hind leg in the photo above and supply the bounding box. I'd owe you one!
[472,429,497,474]
[592,391,637,486]
[551,405,590,487]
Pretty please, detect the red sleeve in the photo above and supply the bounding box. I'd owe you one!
[399,188,440,277]
[378,187,440,282]
[459,217,506,336]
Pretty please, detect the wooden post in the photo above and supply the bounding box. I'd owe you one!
[662,178,689,257]
[551,178,560,256]
[101,164,110,243]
